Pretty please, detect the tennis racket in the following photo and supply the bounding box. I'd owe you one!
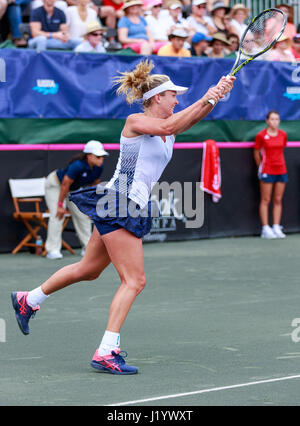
[208,8,287,106]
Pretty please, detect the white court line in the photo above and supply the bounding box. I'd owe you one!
[107,374,300,406]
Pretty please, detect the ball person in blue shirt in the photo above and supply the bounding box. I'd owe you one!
[45,140,109,259]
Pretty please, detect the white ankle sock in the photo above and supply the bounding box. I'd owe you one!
[27,286,49,308]
[98,330,120,356]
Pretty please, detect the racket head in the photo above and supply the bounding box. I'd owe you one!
[240,8,287,58]
[229,8,287,76]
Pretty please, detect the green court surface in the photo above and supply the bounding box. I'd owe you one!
[1,235,300,406]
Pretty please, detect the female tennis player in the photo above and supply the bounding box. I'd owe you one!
[254,110,288,239]
[11,60,235,375]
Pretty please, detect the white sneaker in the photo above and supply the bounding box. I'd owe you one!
[46,251,63,259]
[272,225,286,239]
[81,249,85,257]
[261,225,277,239]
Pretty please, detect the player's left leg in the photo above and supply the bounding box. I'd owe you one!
[91,228,145,374]
[272,181,286,238]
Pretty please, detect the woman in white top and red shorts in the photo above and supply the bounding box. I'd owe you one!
[11,60,234,374]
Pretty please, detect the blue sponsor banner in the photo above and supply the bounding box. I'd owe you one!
[0,49,299,120]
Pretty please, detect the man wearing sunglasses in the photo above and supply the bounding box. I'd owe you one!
[75,21,107,53]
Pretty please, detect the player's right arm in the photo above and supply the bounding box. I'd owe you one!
[124,77,234,137]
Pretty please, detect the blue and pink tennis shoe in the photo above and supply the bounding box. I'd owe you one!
[11,291,39,335]
[91,349,138,375]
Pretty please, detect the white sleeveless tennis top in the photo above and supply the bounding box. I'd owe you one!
[106,133,175,208]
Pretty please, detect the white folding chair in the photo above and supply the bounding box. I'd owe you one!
[9,178,74,255]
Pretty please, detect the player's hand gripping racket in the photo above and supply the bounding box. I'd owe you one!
[208,8,287,106]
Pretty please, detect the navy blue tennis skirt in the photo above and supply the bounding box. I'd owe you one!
[69,186,156,238]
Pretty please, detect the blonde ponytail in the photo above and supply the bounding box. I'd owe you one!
[114,59,170,106]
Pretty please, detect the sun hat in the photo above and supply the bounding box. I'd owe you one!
[122,0,143,10]
[148,0,163,7]
[212,32,231,45]
[142,80,188,101]
[229,3,250,17]
[83,141,109,157]
[168,28,189,40]
[211,1,230,14]
[85,21,106,36]
[168,1,182,10]
[192,32,212,43]
[192,0,206,6]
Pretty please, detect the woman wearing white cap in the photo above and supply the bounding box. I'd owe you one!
[44,140,109,259]
[11,60,234,375]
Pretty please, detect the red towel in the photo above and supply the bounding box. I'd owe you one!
[200,139,222,203]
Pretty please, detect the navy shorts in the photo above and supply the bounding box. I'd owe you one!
[69,186,157,238]
[258,173,288,183]
[94,220,122,236]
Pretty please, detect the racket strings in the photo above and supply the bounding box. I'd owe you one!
[241,10,285,57]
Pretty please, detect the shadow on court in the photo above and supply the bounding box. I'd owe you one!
[1,235,300,406]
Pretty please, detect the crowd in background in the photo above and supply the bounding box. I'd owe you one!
[0,0,299,60]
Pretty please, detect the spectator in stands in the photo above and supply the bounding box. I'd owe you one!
[28,0,82,50]
[66,0,99,39]
[269,34,294,62]
[145,0,169,48]
[254,111,288,239]
[7,0,31,46]
[206,31,230,58]
[159,0,192,38]
[291,33,300,61]
[225,32,239,57]
[75,20,107,51]
[190,31,211,56]
[186,0,215,36]
[44,140,109,259]
[157,27,191,56]
[205,1,231,35]
[276,3,296,41]
[228,3,249,40]
[117,0,161,54]
[90,0,120,30]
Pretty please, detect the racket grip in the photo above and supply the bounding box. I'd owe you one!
[208,99,216,106]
